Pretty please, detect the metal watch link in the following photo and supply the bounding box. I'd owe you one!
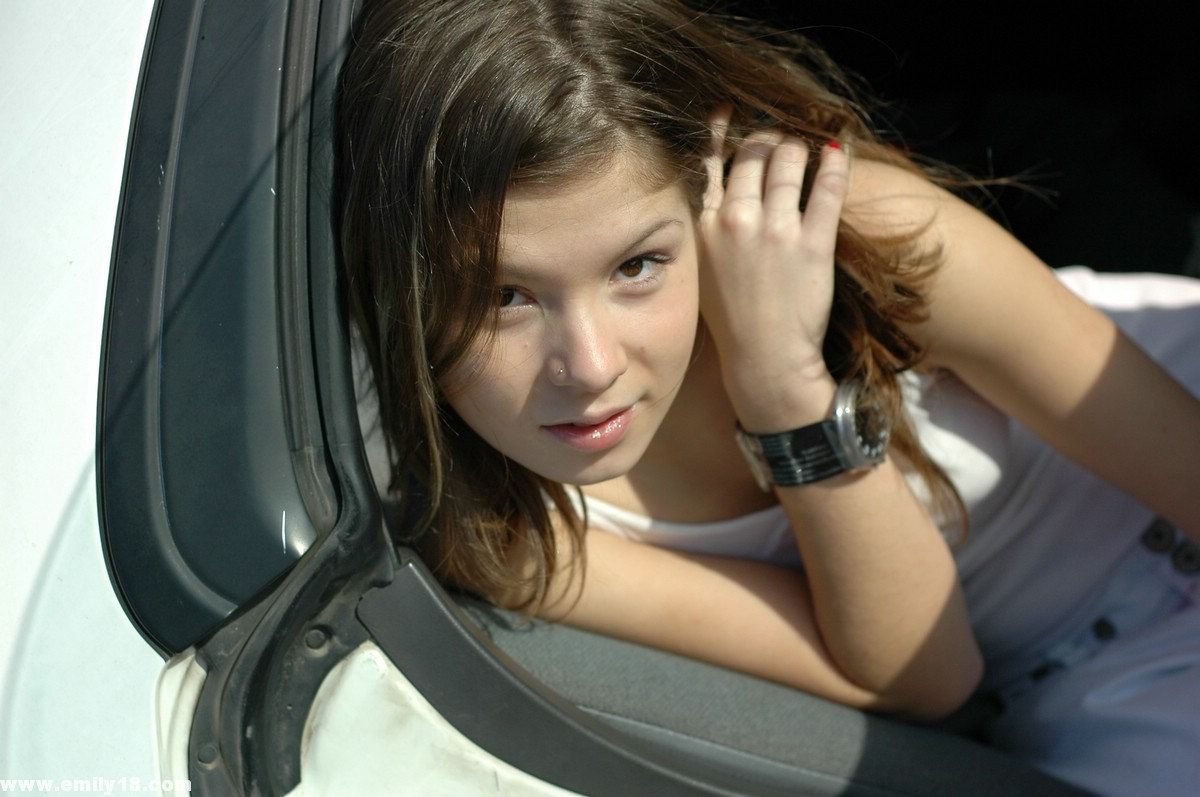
[734,379,891,491]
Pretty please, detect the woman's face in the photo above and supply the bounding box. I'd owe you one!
[442,149,700,485]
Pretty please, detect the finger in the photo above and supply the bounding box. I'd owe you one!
[701,106,732,214]
[762,135,808,216]
[724,130,783,204]
[798,141,850,257]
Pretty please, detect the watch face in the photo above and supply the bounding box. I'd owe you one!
[834,380,890,468]
[854,400,890,461]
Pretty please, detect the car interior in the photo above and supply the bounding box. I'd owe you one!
[97,0,1197,794]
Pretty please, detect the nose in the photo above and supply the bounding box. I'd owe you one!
[545,304,628,393]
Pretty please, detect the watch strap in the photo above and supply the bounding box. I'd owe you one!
[753,421,847,486]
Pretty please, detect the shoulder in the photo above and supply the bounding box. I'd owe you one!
[842,156,1019,261]
[841,157,1096,372]
[843,157,950,237]
[840,156,1121,448]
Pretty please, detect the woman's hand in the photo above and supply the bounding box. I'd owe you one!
[698,107,850,432]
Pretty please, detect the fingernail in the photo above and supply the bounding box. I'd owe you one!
[827,139,842,150]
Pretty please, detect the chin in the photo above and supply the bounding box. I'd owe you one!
[528,446,643,488]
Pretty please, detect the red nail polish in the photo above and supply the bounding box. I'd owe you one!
[827,139,842,150]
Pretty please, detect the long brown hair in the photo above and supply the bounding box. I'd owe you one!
[336,0,967,614]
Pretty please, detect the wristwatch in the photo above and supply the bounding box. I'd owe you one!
[734,379,891,490]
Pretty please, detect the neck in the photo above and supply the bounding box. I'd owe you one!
[637,327,732,468]
[604,326,772,521]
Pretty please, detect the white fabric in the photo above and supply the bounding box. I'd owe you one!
[578,267,1200,797]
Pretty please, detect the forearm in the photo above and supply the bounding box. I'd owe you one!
[734,373,983,717]
[700,122,981,717]
[777,463,981,715]
[529,520,972,721]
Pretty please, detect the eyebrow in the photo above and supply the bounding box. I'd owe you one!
[499,217,684,277]
[614,217,684,259]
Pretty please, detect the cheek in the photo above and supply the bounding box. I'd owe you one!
[641,261,700,366]
[444,379,513,451]
[442,339,537,430]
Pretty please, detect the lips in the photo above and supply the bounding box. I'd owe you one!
[542,407,633,453]
[549,408,629,427]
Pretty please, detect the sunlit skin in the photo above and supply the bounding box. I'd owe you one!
[439,117,1200,722]
[444,125,985,720]
[441,152,701,486]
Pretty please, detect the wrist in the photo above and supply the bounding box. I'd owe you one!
[733,377,892,491]
[727,370,838,434]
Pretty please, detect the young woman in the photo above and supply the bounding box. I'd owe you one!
[336,0,1200,793]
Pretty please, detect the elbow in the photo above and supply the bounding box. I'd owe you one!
[887,645,986,723]
[788,646,985,722]
[847,642,985,722]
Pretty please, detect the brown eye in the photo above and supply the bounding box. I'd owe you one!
[613,254,671,288]
[497,286,531,310]
[618,258,648,279]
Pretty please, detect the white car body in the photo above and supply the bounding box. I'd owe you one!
[1,0,164,785]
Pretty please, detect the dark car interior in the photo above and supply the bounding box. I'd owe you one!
[98,0,1197,794]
